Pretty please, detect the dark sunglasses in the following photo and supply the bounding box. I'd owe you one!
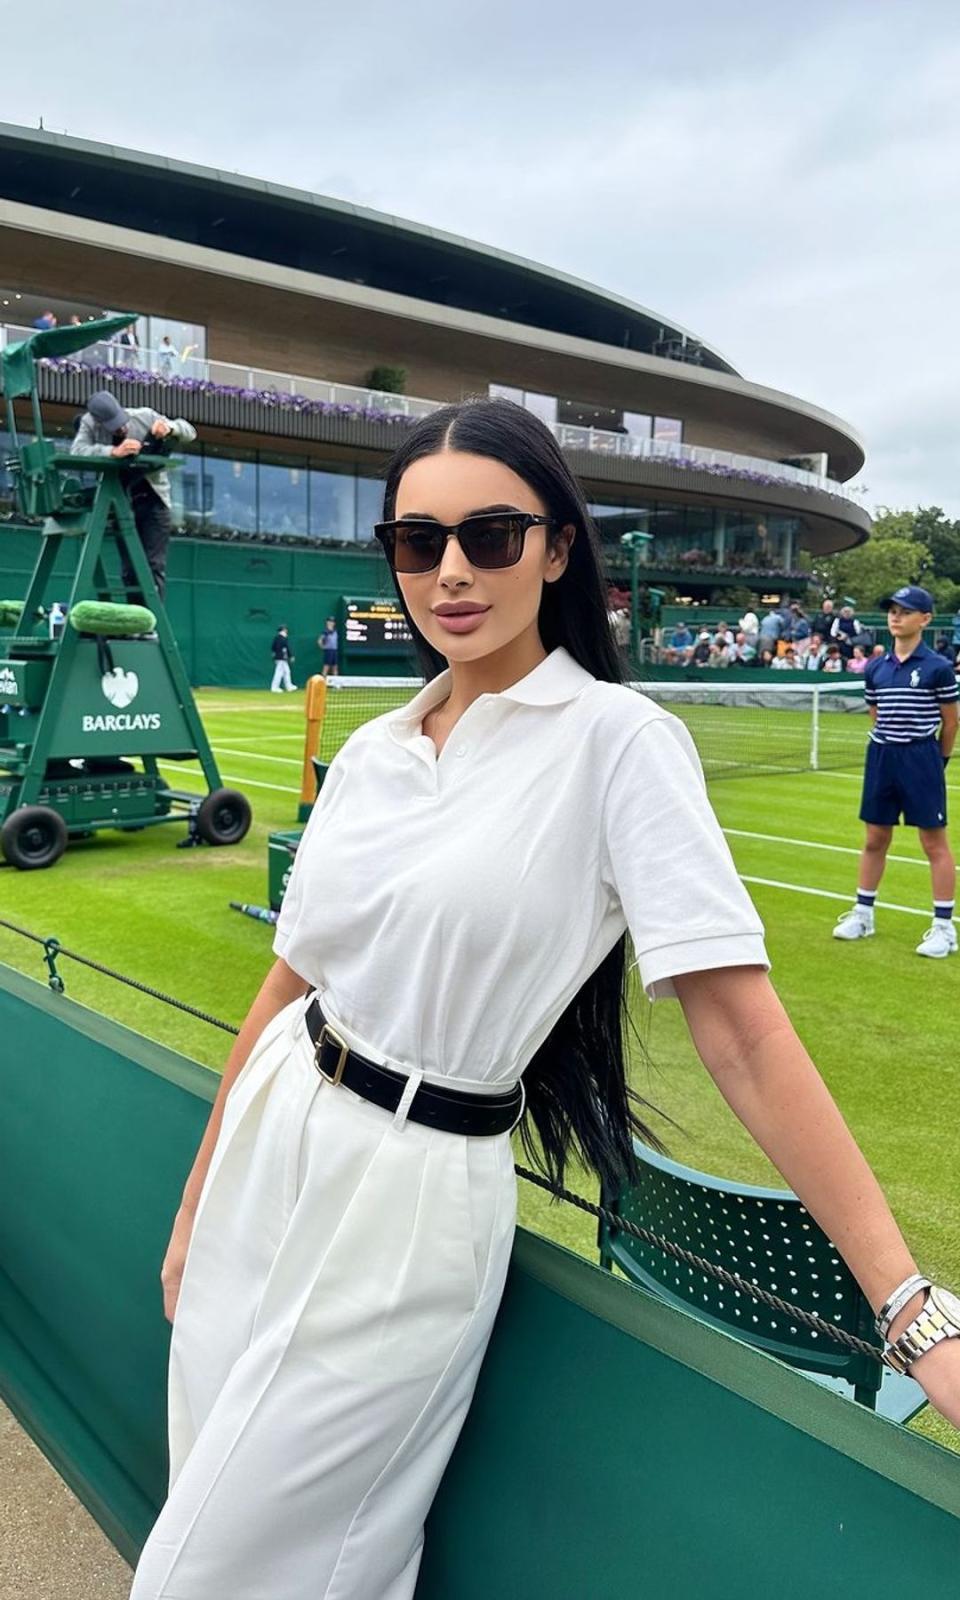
[374,511,555,574]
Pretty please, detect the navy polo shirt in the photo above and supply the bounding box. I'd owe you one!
[864,642,958,744]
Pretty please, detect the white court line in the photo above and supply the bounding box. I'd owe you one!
[211,733,304,745]
[209,745,302,768]
[739,874,952,922]
[156,763,300,796]
[724,827,926,867]
[199,704,304,717]
[813,770,960,795]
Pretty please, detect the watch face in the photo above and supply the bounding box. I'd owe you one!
[930,1286,960,1326]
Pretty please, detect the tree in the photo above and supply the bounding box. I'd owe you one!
[806,506,960,614]
[871,506,960,610]
[911,508,960,587]
[809,535,933,611]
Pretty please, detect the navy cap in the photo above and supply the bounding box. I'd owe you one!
[86,389,128,431]
[882,585,935,614]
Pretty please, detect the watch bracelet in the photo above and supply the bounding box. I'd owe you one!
[882,1290,960,1375]
[875,1272,932,1340]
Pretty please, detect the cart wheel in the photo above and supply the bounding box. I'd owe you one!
[1,806,69,870]
[195,788,252,847]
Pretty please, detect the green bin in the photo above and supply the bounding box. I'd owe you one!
[268,828,303,912]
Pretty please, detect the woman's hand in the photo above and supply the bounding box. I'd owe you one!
[910,1338,960,1429]
[887,1292,960,1430]
[161,1204,197,1324]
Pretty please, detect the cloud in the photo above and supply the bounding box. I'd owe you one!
[3,0,959,511]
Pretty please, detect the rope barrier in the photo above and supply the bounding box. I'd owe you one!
[0,915,884,1364]
[514,1164,883,1362]
[0,916,238,1033]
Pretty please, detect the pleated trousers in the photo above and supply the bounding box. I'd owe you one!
[129,996,517,1600]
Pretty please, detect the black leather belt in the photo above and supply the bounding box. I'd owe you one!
[305,997,524,1137]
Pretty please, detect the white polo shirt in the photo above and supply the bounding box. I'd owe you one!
[274,646,768,1087]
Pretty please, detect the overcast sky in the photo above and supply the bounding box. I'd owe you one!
[4,0,960,515]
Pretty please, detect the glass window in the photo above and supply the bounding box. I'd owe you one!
[259,455,308,540]
[622,412,652,439]
[309,463,356,543]
[724,512,763,568]
[102,311,148,369]
[522,391,558,426]
[489,383,523,405]
[357,475,384,543]
[759,514,798,568]
[169,445,200,532]
[647,503,714,569]
[146,317,207,377]
[650,503,687,565]
[683,505,717,566]
[588,502,632,542]
[192,447,258,537]
[588,502,658,553]
[653,416,683,443]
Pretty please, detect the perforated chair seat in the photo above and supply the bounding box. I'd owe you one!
[599,1141,925,1423]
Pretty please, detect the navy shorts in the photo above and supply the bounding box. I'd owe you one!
[860,737,948,829]
[323,649,338,668]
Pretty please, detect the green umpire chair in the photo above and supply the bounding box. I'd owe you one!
[598,1141,926,1423]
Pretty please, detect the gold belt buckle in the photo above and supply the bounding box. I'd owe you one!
[315,1021,350,1086]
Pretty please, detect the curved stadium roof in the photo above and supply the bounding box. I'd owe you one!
[0,122,737,376]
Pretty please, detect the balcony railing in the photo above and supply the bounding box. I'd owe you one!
[0,323,853,503]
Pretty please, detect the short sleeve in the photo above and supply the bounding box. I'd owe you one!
[272,756,346,972]
[601,714,769,1001]
[933,659,959,701]
[863,661,879,704]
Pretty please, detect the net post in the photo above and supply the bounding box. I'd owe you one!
[810,684,820,771]
[299,675,327,821]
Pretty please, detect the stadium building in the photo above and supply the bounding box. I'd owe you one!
[0,121,870,682]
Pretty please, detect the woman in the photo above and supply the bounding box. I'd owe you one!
[848,643,869,674]
[131,400,959,1600]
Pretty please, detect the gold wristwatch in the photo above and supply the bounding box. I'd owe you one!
[882,1285,960,1375]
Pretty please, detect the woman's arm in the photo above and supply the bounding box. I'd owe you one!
[673,964,960,1421]
[179,956,309,1215]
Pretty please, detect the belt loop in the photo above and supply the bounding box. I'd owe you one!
[393,1068,424,1131]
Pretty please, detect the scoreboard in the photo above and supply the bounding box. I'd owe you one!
[340,596,415,671]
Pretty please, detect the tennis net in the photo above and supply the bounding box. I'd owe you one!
[317,675,869,779]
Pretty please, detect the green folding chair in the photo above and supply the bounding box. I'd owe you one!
[599,1141,926,1422]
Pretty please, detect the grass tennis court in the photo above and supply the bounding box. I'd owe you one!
[1,685,957,1449]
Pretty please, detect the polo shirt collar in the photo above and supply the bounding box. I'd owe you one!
[386,646,594,743]
[886,641,932,665]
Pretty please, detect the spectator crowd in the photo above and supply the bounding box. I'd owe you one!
[656,596,960,674]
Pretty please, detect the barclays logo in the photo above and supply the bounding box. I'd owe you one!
[101,667,139,709]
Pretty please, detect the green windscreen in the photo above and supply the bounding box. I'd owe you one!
[0,961,957,1591]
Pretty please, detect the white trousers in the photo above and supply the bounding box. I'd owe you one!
[271,660,293,691]
[129,998,517,1600]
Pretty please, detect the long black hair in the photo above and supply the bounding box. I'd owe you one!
[380,396,670,1192]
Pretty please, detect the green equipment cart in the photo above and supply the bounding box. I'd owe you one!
[0,315,251,869]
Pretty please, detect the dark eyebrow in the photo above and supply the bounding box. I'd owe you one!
[396,503,527,521]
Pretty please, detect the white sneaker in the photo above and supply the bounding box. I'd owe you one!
[916,921,958,959]
[833,907,875,941]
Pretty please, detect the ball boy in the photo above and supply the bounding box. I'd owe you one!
[833,586,958,957]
